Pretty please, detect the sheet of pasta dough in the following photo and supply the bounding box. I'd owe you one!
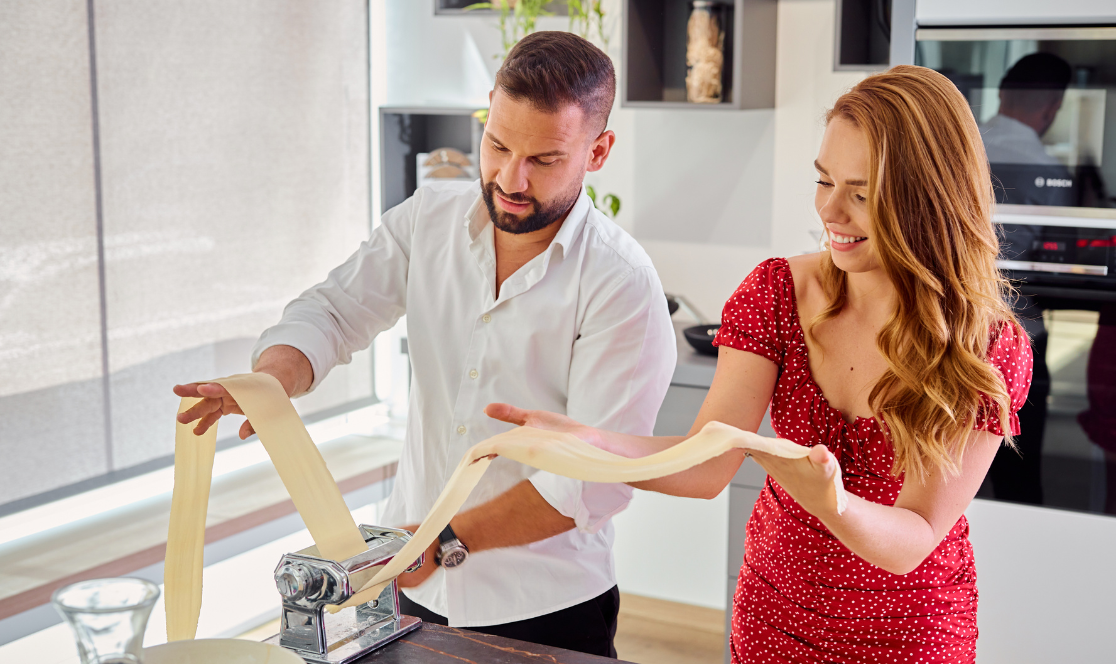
[166,373,847,635]
[165,373,366,641]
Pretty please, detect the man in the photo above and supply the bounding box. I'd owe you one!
[174,31,675,657]
[979,52,1074,207]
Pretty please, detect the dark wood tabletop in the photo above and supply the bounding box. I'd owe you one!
[353,623,635,664]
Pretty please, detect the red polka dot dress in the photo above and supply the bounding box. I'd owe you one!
[713,258,1032,664]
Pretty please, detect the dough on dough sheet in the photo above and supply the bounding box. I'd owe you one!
[165,373,848,630]
[337,420,848,610]
[164,373,366,641]
[164,397,217,642]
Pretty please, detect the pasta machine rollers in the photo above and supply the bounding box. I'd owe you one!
[264,525,423,663]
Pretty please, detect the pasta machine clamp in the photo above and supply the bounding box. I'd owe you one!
[264,525,423,663]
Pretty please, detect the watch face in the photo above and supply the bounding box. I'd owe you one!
[442,548,467,568]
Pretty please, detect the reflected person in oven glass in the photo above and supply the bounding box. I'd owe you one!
[1077,305,1116,514]
[980,52,1074,208]
[489,66,1033,663]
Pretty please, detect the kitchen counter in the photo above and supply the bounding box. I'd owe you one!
[355,623,633,663]
[670,321,718,389]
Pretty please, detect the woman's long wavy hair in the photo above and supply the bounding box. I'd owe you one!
[812,65,1021,481]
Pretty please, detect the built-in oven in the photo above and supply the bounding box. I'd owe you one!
[910,23,1116,516]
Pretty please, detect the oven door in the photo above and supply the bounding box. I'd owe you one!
[997,209,1116,295]
[988,216,1116,515]
[915,26,1116,215]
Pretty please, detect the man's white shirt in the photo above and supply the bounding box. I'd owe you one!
[252,180,676,627]
[980,113,1060,166]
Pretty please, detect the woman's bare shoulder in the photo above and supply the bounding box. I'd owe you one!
[785,252,825,306]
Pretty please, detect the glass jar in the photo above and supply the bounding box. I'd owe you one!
[686,1,730,103]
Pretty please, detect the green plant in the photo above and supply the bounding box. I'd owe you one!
[464,0,554,60]
[567,0,610,51]
[466,0,613,60]
[586,185,621,219]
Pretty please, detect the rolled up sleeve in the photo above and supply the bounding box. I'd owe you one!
[251,193,417,391]
[528,265,676,532]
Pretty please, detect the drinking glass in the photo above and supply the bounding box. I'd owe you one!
[52,577,160,664]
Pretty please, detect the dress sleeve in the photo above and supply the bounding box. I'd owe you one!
[974,320,1034,436]
[712,258,793,365]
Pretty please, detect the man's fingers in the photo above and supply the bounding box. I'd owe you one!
[192,410,222,436]
[173,382,230,399]
[177,397,222,424]
[173,383,203,398]
[484,403,529,426]
[239,420,255,440]
[196,383,231,398]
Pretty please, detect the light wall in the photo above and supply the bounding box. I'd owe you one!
[632,0,865,320]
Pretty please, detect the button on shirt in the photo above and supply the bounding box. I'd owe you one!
[251,180,676,627]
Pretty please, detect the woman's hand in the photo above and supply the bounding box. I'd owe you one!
[749,444,842,518]
[484,403,604,449]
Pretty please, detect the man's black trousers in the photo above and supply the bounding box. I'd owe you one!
[398,585,620,658]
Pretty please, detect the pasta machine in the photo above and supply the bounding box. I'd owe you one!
[264,525,423,663]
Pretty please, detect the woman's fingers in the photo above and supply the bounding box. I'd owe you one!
[239,420,255,440]
[484,403,530,426]
[808,445,838,477]
[749,448,833,478]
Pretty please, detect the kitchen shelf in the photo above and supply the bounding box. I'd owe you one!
[379,106,484,213]
[622,0,775,110]
[834,0,891,70]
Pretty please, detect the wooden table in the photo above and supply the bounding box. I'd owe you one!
[354,623,634,663]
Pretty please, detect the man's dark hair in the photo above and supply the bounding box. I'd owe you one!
[1001,53,1072,90]
[495,31,615,134]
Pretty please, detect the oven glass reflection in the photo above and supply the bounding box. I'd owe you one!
[916,31,1116,211]
[982,304,1116,515]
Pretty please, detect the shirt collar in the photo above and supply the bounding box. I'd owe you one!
[463,185,592,259]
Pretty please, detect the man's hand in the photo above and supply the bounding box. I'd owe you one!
[174,382,253,438]
[395,523,441,589]
[173,345,314,439]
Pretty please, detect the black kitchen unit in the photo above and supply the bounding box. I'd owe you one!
[916,27,1116,515]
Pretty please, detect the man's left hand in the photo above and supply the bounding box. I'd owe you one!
[396,524,440,589]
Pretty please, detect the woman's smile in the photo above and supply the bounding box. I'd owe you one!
[829,230,868,251]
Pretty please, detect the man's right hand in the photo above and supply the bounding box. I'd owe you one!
[174,382,253,439]
[173,345,314,439]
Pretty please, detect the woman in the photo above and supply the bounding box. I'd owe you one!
[487,65,1032,663]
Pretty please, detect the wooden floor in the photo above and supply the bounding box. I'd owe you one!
[238,593,724,664]
[615,593,724,664]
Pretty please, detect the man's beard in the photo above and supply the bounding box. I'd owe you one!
[481,178,579,235]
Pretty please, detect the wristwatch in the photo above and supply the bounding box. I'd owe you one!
[435,524,469,569]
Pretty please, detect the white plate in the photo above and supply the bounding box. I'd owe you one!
[144,639,305,664]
